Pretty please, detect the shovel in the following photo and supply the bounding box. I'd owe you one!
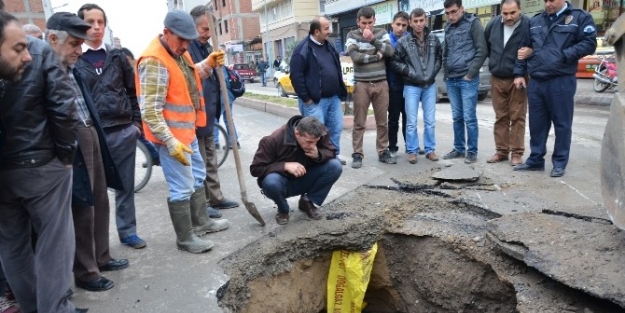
[205,11,265,226]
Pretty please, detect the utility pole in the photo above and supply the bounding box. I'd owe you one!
[264,0,273,76]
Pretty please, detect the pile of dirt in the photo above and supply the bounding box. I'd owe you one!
[216,169,625,313]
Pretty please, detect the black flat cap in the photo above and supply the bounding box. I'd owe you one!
[46,12,91,40]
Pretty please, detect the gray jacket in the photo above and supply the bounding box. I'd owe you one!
[443,13,487,79]
[390,27,442,86]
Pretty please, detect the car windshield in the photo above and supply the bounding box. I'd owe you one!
[234,64,249,70]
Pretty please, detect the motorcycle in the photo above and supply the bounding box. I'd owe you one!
[593,54,618,92]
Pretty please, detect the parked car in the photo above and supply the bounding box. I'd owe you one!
[432,30,491,102]
[276,67,296,97]
[577,37,614,78]
[273,65,288,86]
[230,63,256,83]
[276,58,354,98]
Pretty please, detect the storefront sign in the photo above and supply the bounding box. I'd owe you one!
[326,0,386,15]
[370,0,398,25]
[408,0,498,13]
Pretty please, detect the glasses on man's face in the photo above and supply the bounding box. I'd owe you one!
[445,9,459,15]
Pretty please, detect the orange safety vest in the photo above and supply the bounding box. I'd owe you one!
[135,36,206,146]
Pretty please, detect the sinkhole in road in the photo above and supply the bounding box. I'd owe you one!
[224,233,518,313]
[217,180,624,313]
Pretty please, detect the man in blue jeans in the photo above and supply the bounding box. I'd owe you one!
[251,116,342,225]
[441,0,487,164]
[391,8,442,164]
[290,16,347,165]
[257,57,269,86]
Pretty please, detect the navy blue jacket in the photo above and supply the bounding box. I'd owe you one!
[289,36,347,104]
[514,2,596,81]
[72,68,124,206]
[188,40,219,137]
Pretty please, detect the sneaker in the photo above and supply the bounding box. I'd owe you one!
[408,154,417,164]
[0,297,20,313]
[351,154,363,169]
[464,153,477,164]
[443,149,465,160]
[337,155,347,165]
[120,235,147,249]
[378,150,397,164]
[215,143,220,150]
[207,206,222,218]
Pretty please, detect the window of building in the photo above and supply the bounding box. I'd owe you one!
[219,21,223,35]
[222,0,226,7]
[225,20,229,33]
[214,0,218,10]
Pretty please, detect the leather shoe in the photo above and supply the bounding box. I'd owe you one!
[212,198,239,209]
[487,153,509,163]
[298,195,322,220]
[275,213,289,225]
[511,155,523,166]
[76,308,89,313]
[75,276,114,292]
[99,258,129,272]
[513,163,544,172]
[550,167,565,177]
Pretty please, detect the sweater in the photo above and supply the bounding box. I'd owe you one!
[345,28,394,82]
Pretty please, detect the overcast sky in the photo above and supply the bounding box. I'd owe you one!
[50,0,169,58]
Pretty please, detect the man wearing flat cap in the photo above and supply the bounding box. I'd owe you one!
[46,11,129,293]
[0,10,88,313]
[136,10,229,254]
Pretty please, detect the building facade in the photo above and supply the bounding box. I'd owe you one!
[251,0,321,71]
[167,0,262,65]
[4,0,53,31]
[209,0,262,64]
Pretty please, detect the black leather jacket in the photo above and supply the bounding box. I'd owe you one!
[74,45,141,129]
[0,37,77,168]
[390,28,442,86]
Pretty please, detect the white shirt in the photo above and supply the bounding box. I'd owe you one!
[81,41,107,53]
[503,19,521,47]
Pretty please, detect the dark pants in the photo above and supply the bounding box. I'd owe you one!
[388,86,406,153]
[0,158,75,313]
[73,126,112,283]
[138,134,159,161]
[526,75,576,168]
[261,159,342,214]
[198,136,226,206]
[105,124,140,239]
[0,260,6,291]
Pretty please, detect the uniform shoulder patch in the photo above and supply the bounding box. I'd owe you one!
[584,25,596,33]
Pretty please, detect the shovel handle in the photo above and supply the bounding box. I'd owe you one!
[205,11,248,202]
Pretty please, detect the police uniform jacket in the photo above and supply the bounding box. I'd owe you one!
[514,2,597,81]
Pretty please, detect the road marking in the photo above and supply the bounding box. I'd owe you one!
[559,180,598,205]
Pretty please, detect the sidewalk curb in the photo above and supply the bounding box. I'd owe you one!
[237,97,377,130]
[575,94,612,106]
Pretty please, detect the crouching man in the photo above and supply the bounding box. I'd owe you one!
[251,116,342,225]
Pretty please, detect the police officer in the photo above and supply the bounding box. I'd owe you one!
[513,0,596,177]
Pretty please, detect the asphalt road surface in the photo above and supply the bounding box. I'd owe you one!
[73,92,611,312]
